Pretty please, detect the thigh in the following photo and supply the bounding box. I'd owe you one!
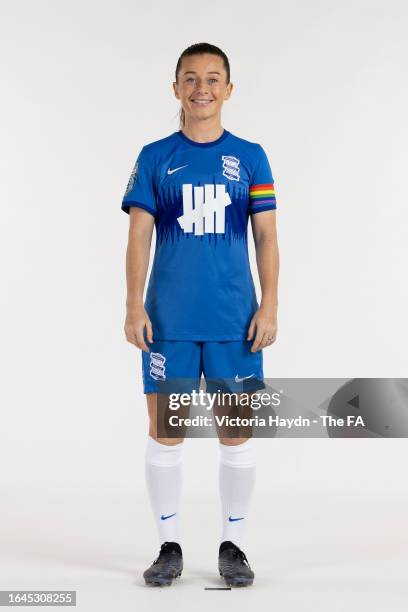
[141,340,202,394]
[146,392,185,444]
[202,340,265,393]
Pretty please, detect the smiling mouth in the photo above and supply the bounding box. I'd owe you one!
[191,99,214,105]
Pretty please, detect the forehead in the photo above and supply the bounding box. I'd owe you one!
[179,53,226,75]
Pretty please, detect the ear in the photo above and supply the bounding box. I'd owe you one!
[173,81,180,100]
[224,82,234,100]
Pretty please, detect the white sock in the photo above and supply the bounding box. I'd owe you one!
[218,439,256,548]
[145,436,183,546]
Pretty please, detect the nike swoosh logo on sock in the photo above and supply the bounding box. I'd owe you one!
[228,516,245,522]
[161,513,177,520]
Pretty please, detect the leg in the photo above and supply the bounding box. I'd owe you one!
[147,391,185,445]
[218,423,256,549]
[216,424,257,587]
[202,341,262,550]
[145,393,184,546]
[142,341,201,547]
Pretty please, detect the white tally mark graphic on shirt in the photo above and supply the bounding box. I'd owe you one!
[177,184,232,236]
[124,159,139,196]
[222,155,240,181]
[150,352,166,381]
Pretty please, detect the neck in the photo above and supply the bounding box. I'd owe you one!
[181,117,224,143]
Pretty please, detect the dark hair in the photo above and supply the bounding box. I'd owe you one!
[175,43,231,129]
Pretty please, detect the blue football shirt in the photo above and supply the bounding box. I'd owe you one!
[121,129,277,341]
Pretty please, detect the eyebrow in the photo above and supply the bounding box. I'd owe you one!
[183,71,221,75]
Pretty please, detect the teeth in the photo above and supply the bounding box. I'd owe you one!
[192,100,212,104]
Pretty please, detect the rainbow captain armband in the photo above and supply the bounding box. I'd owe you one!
[249,183,276,212]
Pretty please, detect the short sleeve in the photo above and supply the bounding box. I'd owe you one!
[248,144,277,215]
[121,146,157,216]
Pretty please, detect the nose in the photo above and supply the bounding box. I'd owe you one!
[194,79,209,94]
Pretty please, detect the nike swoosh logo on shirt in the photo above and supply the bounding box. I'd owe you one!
[167,165,188,175]
[161,513,177,520]
[229,516,245,522]
[235,374,255,383]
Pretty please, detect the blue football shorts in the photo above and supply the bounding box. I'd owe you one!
[141,339,265,395]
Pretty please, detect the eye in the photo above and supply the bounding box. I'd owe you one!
[208,78,218,84]
[186,77,195,83]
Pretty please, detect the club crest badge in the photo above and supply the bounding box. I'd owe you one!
[222,155,240,181]
[124,159,139,196]
[150,352,166,381]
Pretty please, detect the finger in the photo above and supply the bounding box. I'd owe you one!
[247,318,256,340]
[262,331,277,347]
[265,329,275,342]
[135,327,150,352]
[251,328,265,352]
[258,335,270,349]
[259,334,271,349]
[146,319,154,344]
[124,326,138,346]
[267,329,277,344]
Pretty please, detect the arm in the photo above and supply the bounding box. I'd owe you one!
[247,209,280,352]
[124,207,155,352]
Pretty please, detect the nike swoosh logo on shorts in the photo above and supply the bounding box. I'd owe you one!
[235,373,255,383]
[229,516,245,522]
[167,165,188,175]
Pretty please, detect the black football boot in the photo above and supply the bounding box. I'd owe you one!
[143,541,183,586]
[218,540,254,587]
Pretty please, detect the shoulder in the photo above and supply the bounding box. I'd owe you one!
[140,132,179,156]
[227,131,264,154]
[228,133,269,176]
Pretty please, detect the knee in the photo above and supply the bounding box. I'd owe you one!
[218,437,256,468]
[145,435,184,467]
[219,437,251,446]
[150,435,184,446]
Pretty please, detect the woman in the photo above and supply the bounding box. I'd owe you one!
[122,42,279,587]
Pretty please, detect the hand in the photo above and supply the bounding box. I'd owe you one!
[124,305,153,352]
[247,306,278,352]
